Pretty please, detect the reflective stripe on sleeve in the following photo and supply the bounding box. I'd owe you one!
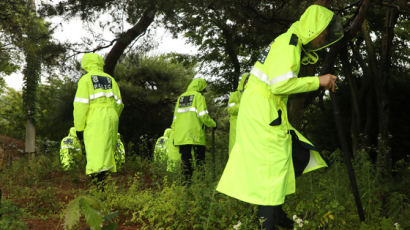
[228,103,236,108]
[270,71,297,85]
[250,67,297,86]
[198,110,208,117]
[250,67,270,85]
[74,97,89,104]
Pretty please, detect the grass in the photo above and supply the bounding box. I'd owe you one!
[0,143,409,230]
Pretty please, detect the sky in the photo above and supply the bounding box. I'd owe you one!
[3,11,198,90]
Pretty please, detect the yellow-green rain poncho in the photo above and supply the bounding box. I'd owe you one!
[227,73,249,155]
[217,5,344,206]
[153,128,183,172]
[153,128,172,163]
[172,78,216,146]
[115,133,126,170]
[60,127,83,170]
[73,53,124,175]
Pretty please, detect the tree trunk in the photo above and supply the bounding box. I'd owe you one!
[340,47,361,155]
[288,65,316,129]
[23,0,40,155]
[220,26,241,91]
[104,8,156,76]
[25,119,36,155]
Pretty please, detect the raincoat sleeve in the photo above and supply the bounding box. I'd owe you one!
[270,43,320,95]
[112,80,124,117]
[227,91,240,117]
[73,77,90,131]
[197,94,216,128]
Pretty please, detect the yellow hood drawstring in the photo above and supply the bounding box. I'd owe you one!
[301,46,319,65]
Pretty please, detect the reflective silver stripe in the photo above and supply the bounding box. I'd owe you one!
[250,67,270,85]
[228,103,236,108]
[177,107,197,113]
[89,91,121,101]
[75,148,81,151]
[74,97,89,104]
[198,110,208,116]
[90,91,113,100]
[61,146,75,149]
[173,116,176,120]
[251,67,297,86]
[270,71,297,85]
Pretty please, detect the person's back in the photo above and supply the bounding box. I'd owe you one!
[153,129,171,163]
[73,53,124,179]
[172,78,216,179]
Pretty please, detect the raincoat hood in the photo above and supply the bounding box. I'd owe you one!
[187,78,207,92]
[81,53,105,72]
[237,73,250,91]
[163,128,172,138]
[290,5,343,50]
[69,127,77,137]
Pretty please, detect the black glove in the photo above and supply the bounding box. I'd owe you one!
[76,131,84,141]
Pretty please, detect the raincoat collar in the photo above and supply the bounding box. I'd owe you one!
[81,53,105,72]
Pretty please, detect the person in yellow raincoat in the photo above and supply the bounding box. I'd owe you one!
[172,78,216,180]
[73,53,124,189]
[59,127,83,170]
[227,73,249,155]
[153,128,172,163]
[217,4,343,230]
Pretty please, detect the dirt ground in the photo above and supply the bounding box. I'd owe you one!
[0,135,142,229]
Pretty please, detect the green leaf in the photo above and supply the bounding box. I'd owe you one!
[63,197,81,230]
[79,198,104,230]
[104,211,118,223]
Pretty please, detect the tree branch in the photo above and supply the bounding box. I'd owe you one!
[65,39,118,59]
[104,7,156,76]
[320,0,371,75]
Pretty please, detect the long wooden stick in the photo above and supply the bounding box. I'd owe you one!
[329,91,365,221]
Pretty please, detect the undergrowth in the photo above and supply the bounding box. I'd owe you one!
[0,144,408,229]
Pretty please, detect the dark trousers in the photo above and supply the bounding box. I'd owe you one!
[257,205,293,230]
[90,171,107,192]
[179,145,205,179]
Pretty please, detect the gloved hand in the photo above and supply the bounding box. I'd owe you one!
[76,131,84,141]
